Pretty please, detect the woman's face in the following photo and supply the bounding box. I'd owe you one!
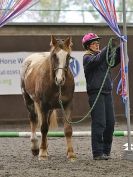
[89,40,100,52]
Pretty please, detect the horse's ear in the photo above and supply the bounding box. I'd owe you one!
[50,35,57,46]
[64,36,73,48]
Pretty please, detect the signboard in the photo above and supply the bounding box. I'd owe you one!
[0,51,86,95]
[70,51,86,92]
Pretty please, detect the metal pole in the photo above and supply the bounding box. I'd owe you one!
[122,0,131,151]
[0,131,133,137]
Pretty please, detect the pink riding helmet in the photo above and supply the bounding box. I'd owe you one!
[82,33,101,49]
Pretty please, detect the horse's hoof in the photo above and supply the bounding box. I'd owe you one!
[70,157,77,162]
[67,154,77,162]
[38,156,48,160]
[32,149,39,156]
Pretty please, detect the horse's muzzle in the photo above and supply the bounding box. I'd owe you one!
[54,67,66,86]
[55,76,65,86]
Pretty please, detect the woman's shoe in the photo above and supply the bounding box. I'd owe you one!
[93,154,109,160]
[104,154,111,159]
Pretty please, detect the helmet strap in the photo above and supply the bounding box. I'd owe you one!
[87,48,100,55]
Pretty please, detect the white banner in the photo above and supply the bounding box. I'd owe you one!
[70,51,86,92]
[0,51,86,95]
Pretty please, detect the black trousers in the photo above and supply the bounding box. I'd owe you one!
[89,92,115,157]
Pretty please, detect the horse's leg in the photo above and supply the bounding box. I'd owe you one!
[30,101,45,156]
[30,115,39,156]
[64,103,76,160]
[23,92,39,156]
[38,107,51,160]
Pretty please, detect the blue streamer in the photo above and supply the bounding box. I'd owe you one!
[1,0,14,20]
[90,0,125,40]
[117,78,122,94]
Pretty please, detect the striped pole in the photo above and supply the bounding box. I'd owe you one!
[0,131,133,137]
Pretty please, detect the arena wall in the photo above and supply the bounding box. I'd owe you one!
[0,23,132,123]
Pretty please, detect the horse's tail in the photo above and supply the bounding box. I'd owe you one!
[49,110,58,129]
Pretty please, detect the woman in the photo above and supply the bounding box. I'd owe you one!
[82,33,120,160]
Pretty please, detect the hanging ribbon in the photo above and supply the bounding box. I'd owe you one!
[0,0,39,28]
[90,0,128,102]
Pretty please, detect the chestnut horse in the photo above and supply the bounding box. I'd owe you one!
[20,35,76,160]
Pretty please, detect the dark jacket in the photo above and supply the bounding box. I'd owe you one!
[83,46,120,94]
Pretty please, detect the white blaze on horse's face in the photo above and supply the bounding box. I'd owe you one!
[55,49,68,86]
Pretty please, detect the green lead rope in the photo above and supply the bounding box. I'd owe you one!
[59,38,118,124]
[106,37,117,67]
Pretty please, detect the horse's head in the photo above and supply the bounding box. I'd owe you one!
[50,35,73,86]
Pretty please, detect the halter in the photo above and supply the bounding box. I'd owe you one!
[54,67,68,72]
[53,56,74,72]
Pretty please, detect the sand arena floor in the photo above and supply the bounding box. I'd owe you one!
[0,122,133,177]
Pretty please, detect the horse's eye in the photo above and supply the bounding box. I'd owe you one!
[65,63,68,68]
[53,53,56,59]
[67,54,71,59]
[65,58,69,68]
[53,53,58,62]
